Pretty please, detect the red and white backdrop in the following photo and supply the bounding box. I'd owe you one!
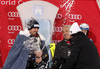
[0,0,100,68]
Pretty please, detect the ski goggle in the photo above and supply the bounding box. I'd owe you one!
[80,27,89,30]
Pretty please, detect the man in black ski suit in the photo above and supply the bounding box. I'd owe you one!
[52,25,72,69]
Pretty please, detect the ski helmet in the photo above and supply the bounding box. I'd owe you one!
[80,23,89,30]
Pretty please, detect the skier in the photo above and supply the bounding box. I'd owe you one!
[2,18,49,69]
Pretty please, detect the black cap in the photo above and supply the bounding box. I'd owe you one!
[27,18,39,30]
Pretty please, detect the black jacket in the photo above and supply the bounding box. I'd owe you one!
[62,32,100,69]
[52,39,70,69]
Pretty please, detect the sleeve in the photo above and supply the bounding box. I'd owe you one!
[61,42,81,69]
[52,43,62,69]
[2,34,25,69]
[8,34,27,55]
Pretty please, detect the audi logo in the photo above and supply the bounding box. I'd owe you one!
[8,12,19,17]
[54,27,62,32]
[8,25,22,31]
[8,39,15,44]
[56,14,62,19]
[52,40,61,44]
[69,14,82,20]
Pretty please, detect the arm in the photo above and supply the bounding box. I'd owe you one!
[2,34,25,69]
[31,40,49,64]
[52,43,62,69]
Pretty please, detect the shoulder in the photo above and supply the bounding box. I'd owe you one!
[56,39,66,46]
[73,34,87,42]
[15,33,27,40]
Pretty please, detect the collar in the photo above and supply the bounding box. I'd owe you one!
[19,28,31,37]
[19,28,45,41]
[30,33,39,37]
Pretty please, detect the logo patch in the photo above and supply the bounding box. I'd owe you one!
[33,5,43,17]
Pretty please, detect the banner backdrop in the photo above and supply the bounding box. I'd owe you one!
[0,0,100,68]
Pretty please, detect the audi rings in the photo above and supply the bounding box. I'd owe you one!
[8,12,19,17]
[69,14,82,20]
[54,27,62,32]
[8,25,22,31]
[52,40,61,44]
[8,39,15,44]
